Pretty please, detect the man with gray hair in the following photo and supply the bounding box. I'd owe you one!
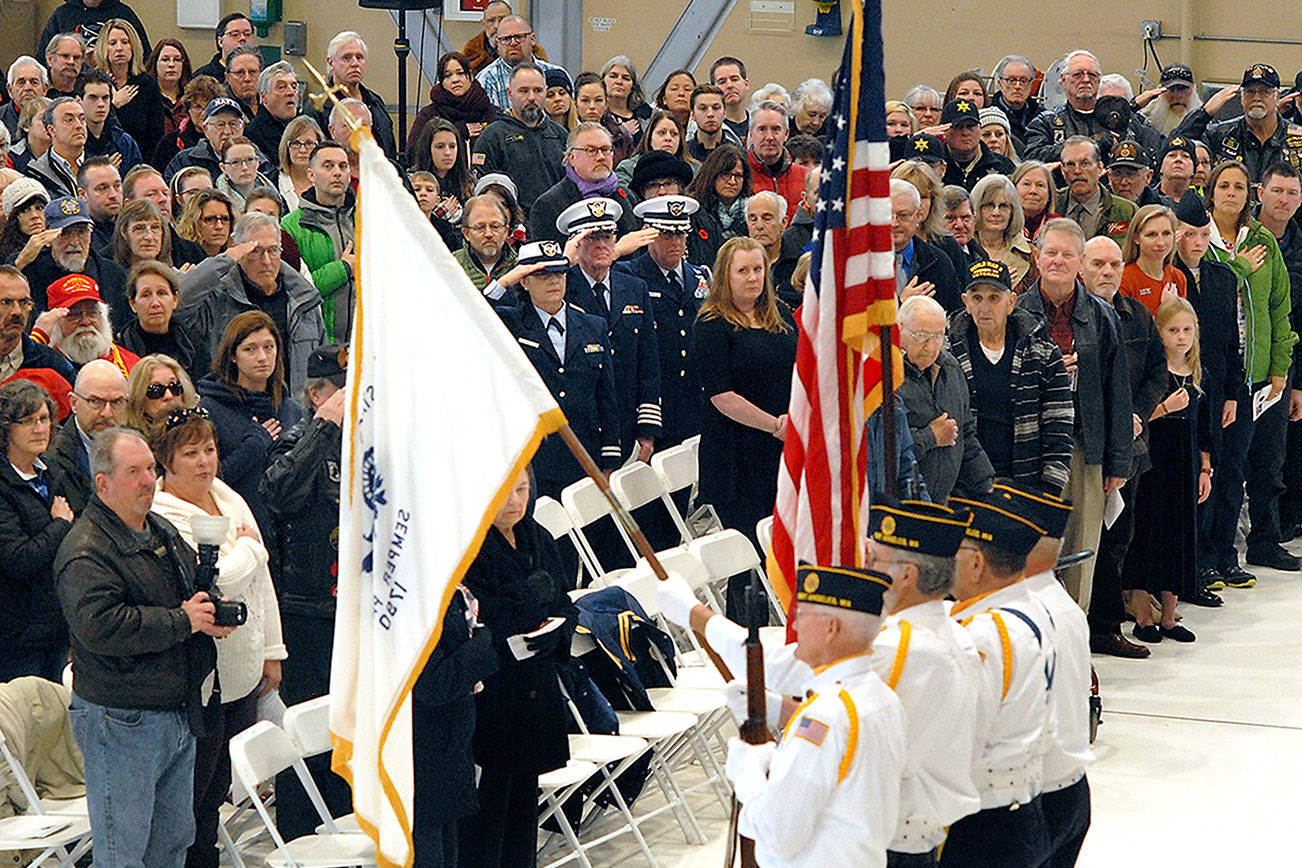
[43,33,85,98]
[1025,49,1113,163]
[891,178,963,312]
[46,359,128,512]
[57,426,231,868]
[748,99,807,222]
[309,31,396,159]
[991,54,1041,151]
[223,44,263,119]
[245,61,300,163]
[528,122,639,243]
[3,57,48,139]
[178,211,327,393]
[898,294,993,502]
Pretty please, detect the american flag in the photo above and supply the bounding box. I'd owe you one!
[768,0,900,621]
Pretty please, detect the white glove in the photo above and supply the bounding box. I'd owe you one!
[656,571,699,627]
[721,679,784,729]
[725,736,776,802]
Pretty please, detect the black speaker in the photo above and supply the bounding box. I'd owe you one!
[358,0,445,9]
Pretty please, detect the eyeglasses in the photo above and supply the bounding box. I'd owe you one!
[145,380,185,400]
[165,405,209,431]
[1065,70,1101,81]
[207,119,243,132]
[979,202,1013,212]
[497,32,531,43]
[74,393,127,412]
[247,244,282,258]
[467,221,507,234]
[287,139,317,150]
[903,327,946,344]
[1000,76,1033,86]
[200,214,232,225]
[0,297,33,310]
[570,145,614,157]
[222,156,258,167]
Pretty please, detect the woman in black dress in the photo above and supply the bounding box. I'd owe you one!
[459,468,576,868]
[690,236,797,618]
[1125,297,1209,644]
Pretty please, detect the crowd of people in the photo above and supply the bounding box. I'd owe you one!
[0,0,1298,866]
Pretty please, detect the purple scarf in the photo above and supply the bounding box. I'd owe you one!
[566,163,619,197]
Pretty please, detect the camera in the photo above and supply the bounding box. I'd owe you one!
[189,515,248,627]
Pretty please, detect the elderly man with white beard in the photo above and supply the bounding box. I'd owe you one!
[33,274,139,378]
[1135,63,1204,137]
[19,196,128,328]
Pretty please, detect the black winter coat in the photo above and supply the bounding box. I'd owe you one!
[0,459,73,649]
[472,114,568,216]
[116,318,211,382]
[43,421,92,514]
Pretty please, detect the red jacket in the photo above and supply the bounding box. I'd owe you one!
[747,148,808,228]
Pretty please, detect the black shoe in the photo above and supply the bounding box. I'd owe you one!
[1245,545,1301,571]
[1090,632,1151,658]
[1132,624,1163,643]
[1159,623,1196,642]
[1219,564,1258,588]
[1187,587,1223,607]
[1199,566,1225,591]
[1280,522,1299,543]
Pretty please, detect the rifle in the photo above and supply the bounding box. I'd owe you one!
[725,570,772,867]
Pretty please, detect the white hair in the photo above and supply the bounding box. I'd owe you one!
[1062,49,1100,71]
[995,55,1034,78]
[747,190,787,223]
[750,83,790,109]
[792,78,833,113]
[890,178,922,212]
[232,211,280,245]
[1098,73,1133,100]
[7,56,47,88]
[327,31,367,63]
[330,98,371,129]
[904,84,941,108]
[52,301,112,365]
[44,33,85,60]
[899,294,947,327]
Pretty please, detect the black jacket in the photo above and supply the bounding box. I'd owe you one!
[1024,103,1162,164]
[909,237,963,314]
[43,420,92,514]
[261,415,341,619]
[934,234,987,280]
[1275,219,1302,387]
[1017,282,1134,477]
[21,247,129,329]
[245,109,289,170]
[14,334,76,386]
[990,92,1042,153]
[55,495,215,713]
[942,143,1016,192]
[115,318,211,382]
[771,229,808,309]
[687,203,744,271]
[1110,293,1168,476]
[0,459,73,649]
[1172,109,1302,184]
[899,349,994,503]
[472,114,568,215]
[38,0,149,57]
[528,177,639,244]
[1175,255,1244,458]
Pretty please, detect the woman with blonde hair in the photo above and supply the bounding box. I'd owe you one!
[177,188,235,258]
[1120,204,1185,315]
[1011,159,1060,240]
[690,236,796,616]
[885,100,917,137]
[124,352,198,434]
[276,116,324,213]
[93,18,164,158]
[891,160,948,241]
[972,173,1037,291]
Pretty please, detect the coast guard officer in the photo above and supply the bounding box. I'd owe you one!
[726,564,906,868]
[993,479,1094,866]
[558,197,662,463]
[617,195,711,446]
[865,498,985,866]
[942,491,1058,867]
[495,240,621,498]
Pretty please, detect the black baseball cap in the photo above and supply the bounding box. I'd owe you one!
[1108,139,1150,170]
[1160,63,1194,88]
[1161,135,1198,164]
[1241,63,1280,89]
[307,345,348,381]
[906,133,945,164]
[941,97,981,127]
[965,259,1012,293]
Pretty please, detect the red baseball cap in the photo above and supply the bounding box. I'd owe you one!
[46,274,103,311]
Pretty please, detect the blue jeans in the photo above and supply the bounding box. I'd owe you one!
[69,693,197,868]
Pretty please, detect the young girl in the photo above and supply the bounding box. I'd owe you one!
[1120,204,1186,315]
[1124,297,1211,643]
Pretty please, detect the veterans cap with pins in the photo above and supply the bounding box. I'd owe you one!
[1160,63,1194,88]
[1161,135,1198,165]
[307,344,348,380]
[868,496,972,558]
[1241,63,1280,89]
[795,564,891,616]
[44,196,93,232]
[633,194,699,233]
[556,197,622,236]
[949,492,1046,558]
[1108,139,1150,169]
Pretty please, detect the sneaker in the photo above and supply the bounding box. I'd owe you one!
[1220,564,1258,588]
[1132,624,1162,643]
[1159,623,1196,642]
[1200,567,1226,591]
[1245,544,1301,571]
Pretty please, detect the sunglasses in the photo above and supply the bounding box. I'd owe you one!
[165,405,209,431]
[146,380,185,400]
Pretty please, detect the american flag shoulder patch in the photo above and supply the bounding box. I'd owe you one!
[793,714,830,747]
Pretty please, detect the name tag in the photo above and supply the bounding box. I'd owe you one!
[648,291,662,298]
[518,337,540,349]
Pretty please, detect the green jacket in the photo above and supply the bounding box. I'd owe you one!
[1207,220,1298,384]
[1057,187,1136,247]
[281,189,356,343]
[452,244,517,294]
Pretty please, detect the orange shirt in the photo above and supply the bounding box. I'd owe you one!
[1119,262,1187,315]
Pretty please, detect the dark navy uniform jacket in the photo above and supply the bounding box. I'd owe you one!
[497,296,622,495]
[616,252,710,446]
[566,265,662,454]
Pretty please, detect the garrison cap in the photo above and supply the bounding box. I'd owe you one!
[795,564,890,615]
[556,197,622,236]
[1173,189,1209,228]
[868,496,971,557]
[950,492,1046,558]
[990,479,1073,539]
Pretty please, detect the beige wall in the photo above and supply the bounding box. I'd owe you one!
[8,2,1302,113]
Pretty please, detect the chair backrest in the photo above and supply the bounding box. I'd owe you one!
[609,462,668,512]
[282,696,332,758]
[229,721,300,790]
[689,529,761,579]
[651,442,697,494]
[0,729,43,815]
[613,565,663,618]
[533,496,574,540]
[755,515,774,556]
[561,477,615,528]
[651,547,711,594]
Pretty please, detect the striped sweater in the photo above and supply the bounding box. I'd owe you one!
[946,307,1075,494]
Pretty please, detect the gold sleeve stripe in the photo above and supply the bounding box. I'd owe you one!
[836,689,859,784]
[990,612,1013,700]
[887,621,911,691]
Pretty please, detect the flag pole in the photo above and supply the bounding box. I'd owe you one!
[880,325,897,497]
[555,425,735,681]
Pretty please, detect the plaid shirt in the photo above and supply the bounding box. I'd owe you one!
[476,57,570,112]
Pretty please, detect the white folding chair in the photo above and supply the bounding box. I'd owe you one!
[689,529,787,626]
[561,478,638,581]
[281,698,361,836]
[535,496,601,586]
[557,730,658,867]
[536,759,600,868]
[228,722,376,868]
[609,463,694,545]
[0,724,92,868]
[650,442,698,509]
[755,515,774,556]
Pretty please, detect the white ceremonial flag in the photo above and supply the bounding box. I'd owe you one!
[330,130,565,868]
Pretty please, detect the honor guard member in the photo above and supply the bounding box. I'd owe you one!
[617,195,710,446]
[726,564,906,868]
[558,197,662,463]
[1173,63,1302,184]
[495,240,621,498]
[865,498,985,867]
[993,480,1094,866]
[941,492,1057,868]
